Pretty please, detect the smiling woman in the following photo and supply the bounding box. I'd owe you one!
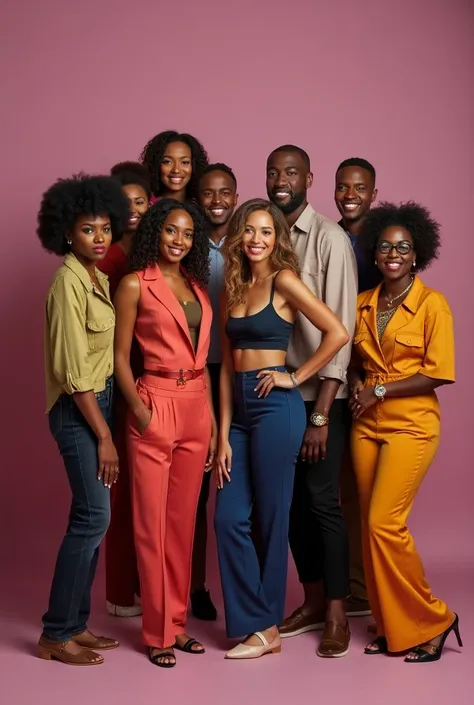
[348,202,460,663]
[113,198,215,668]
[140,130,209,202]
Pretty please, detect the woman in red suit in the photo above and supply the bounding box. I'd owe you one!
[114,199,217,668]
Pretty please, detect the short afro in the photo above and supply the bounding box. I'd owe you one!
[140,130,209,200]
[268,145,311,171]
[112,169,152,199]
[37,174,130,256]
[336,157,376,181]
[200,162,237,188]
[110,161,150,181]
[358,201,441,272]
[129,198,210,287]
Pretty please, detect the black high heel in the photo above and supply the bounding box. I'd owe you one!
[404,614,463,663]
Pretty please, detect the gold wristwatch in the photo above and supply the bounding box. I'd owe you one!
[309,411,329,427]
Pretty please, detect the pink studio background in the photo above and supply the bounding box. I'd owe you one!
[0,1,473,701]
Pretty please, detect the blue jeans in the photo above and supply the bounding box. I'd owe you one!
[42,379,113,641]
[215,367,306,638]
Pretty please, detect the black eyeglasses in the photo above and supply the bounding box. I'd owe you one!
[377,241,414,255]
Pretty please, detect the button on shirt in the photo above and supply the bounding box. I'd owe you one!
[287,204,358,401]
[207,237,226,364]
[44,253,115,413]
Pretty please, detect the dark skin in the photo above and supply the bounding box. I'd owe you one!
[57,215,120,660]
[334,166,377,236]
[160,141,192,202]
[266,149,346,626]
[197,170,238,244]
[117,184,150,255]
[348,225,453,658]
[114,210,217,667]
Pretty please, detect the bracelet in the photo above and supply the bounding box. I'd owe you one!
[290,372,299,388]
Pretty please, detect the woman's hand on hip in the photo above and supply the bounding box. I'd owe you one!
[254,369,293,398]
[216,439,232,489]
[205,423,218,472]
[97,436,119,489]
[349,385,377,419]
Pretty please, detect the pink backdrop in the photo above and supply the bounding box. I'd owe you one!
[1,0,472,610]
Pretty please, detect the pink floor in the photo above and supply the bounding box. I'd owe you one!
[1,557,472,705]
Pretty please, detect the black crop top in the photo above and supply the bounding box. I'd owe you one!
[225,271,294,351]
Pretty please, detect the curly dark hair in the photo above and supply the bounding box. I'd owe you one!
[37,174,130,256]
[223,198,300,312]
[129,198,210,287]
[358,201,441,272]
[140,130,209,199]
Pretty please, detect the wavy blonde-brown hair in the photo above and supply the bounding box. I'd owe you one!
[223,198,300,312]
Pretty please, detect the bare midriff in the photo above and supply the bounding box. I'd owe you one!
[232,349,287,372]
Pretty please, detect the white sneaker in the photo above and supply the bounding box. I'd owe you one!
[106,598,142,617]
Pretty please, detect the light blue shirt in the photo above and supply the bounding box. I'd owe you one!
[208,237,225,363]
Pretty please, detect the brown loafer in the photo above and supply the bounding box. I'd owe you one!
[279,606,326,638]
[317,621,350,658]
[72,629,119,650]
[37,636,104,666]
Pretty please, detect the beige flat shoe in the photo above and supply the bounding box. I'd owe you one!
[225,631,281,660]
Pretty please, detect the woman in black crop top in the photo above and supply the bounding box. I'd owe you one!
[214,199,349,660]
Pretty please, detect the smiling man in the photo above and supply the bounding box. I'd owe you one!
[267,145,357,658]
[193,163,238,620]
[335,158,382,294]
[334,158,382,624]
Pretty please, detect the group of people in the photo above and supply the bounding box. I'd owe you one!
[36,130,462,669]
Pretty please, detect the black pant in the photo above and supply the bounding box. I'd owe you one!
[42,379,113,640]
[192,362,221,589]
[289,399,350,600]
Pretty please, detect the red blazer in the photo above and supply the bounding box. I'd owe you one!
[134,264,212,372]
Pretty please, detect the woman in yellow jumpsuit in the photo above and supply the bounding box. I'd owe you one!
[348,202,462,663]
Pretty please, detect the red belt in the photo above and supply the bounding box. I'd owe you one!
[144,368,205,386]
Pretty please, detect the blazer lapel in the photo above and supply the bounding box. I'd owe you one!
[145,265,194,350]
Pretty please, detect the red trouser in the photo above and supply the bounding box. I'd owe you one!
[128,373,211,648]
[105,391,140,605]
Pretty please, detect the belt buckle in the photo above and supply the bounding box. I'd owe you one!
[177,369,187,387]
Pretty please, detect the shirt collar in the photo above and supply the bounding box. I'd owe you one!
[64,253,110,292]
[360,275,424,314]
[292,203,316,234]
[209,235,226,250]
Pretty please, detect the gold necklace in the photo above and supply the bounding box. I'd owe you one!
[383,277,414,308]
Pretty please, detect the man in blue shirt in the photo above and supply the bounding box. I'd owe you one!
[334,157,381,620]
[191,163,238,620]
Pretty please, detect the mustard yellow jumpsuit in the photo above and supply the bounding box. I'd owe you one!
[350,276,455,652]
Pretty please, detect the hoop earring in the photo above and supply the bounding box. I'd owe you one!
[67,239,72,245]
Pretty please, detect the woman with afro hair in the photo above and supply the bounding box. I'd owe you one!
[114,198,217,668]
[348,202,461,662]
[37,174,130,666]
[140,130,209,202]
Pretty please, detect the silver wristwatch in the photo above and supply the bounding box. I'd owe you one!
[374,384,386,401]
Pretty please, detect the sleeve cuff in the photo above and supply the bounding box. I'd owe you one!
[62,374,95,395]
[318,363,347,384]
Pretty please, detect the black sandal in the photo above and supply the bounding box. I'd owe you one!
[404,614,463,663]
[148,647,176,668]
[364,636,388,655]
[173,638,205,654]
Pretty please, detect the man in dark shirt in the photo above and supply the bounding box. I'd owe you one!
[335,157,382,293]
[334,157,381,619]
